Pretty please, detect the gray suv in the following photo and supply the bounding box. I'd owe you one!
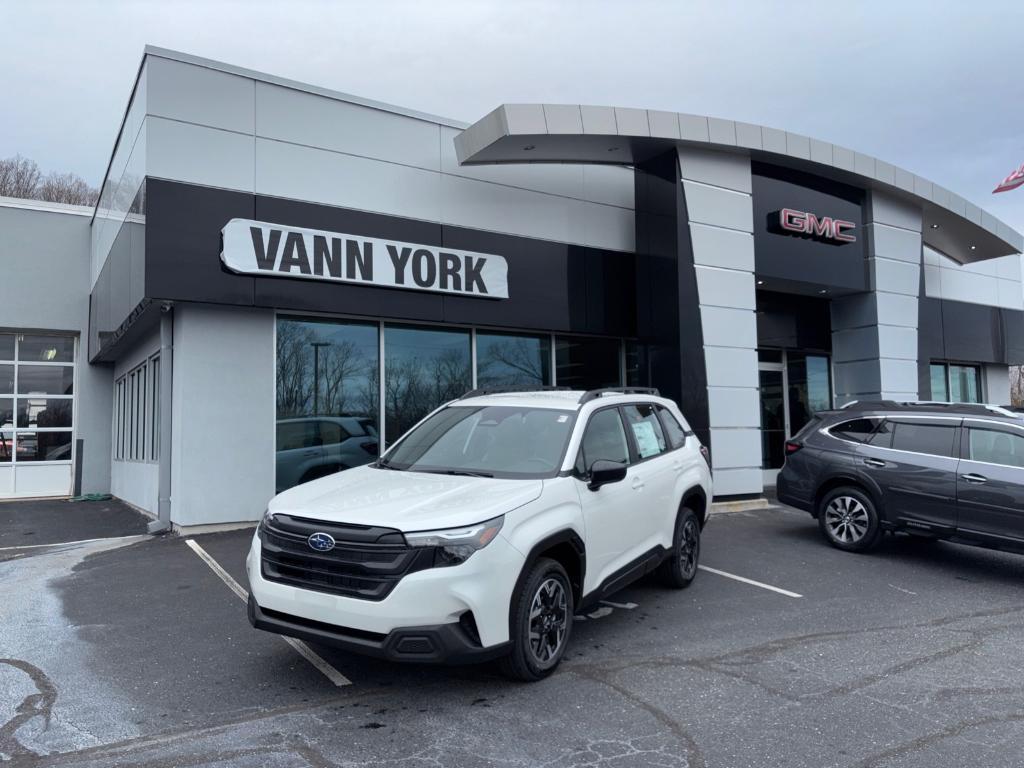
[777,402,1024,553]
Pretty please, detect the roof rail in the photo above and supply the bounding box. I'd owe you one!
[840,400,1021,418]
[578,387,660,404]
[459,385,572,399]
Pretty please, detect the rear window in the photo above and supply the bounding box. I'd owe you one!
[889,422,957,458]
[830,417,881,443]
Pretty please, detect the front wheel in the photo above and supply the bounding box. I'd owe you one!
[817,486,882,552]
[499,558,574,682]
[657,507,701,588]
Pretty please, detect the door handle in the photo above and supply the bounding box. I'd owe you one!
[671,461,683,473]
[961,473,988,484]
[863,458,886,468]
[631,477,645,491]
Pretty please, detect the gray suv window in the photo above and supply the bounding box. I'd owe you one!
[889,422,957,457]
[968,428,1024,469]
[832,418,881,443]
[577,409,630,473]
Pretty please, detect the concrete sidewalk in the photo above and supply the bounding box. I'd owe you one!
[0,497,150,551]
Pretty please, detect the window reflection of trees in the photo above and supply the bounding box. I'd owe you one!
[477,336,548,387]
[276,321,378,421]
[385,348,470,442]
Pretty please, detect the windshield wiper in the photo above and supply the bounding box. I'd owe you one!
[418,468,494,478]
[374,459,402,470]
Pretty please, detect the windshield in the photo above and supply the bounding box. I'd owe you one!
[379,405,576,478]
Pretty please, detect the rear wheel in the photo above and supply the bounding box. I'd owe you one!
[499,558,573,682]
[817,486,881,552]
[657,507,701,588]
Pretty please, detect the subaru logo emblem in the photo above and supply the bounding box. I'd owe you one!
[307,532,336,552]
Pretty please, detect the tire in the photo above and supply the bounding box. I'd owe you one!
[817,486,882,552]
[657,507,701,588]
[499,558,574,682]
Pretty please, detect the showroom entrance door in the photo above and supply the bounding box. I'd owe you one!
[759,350,832,487]
[0,332,77,498]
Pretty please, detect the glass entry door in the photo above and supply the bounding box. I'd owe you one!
[759,350,833,486]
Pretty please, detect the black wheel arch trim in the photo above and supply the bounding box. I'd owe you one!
[510,529,586,621]
[814,473,883,519]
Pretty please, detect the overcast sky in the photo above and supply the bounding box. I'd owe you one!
[3,0,1022,233]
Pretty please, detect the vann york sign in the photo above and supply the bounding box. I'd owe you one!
[220,219,509,299]
[769,208,857,245]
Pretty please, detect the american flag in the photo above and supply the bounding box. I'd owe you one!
[993,162,1024,194]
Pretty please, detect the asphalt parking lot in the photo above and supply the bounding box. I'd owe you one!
[4,505,1024,767]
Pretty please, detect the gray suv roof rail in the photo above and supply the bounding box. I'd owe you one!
[839,400,1020,418]
[578,387,660,404]
[459,385,572,399]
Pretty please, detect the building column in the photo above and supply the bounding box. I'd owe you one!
[831,190,922,403]
[677,148,761,496]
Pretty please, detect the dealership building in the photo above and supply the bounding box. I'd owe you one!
[1,46,1022,527]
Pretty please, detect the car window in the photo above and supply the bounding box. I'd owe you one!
[889,422,957,458]
[277,421,318,451]
[319,420,348,445]
[656,405,687,449]
[622,404,668,459]
[968,428,1024,469]
[832,418,882,443]
[577,409,630,473]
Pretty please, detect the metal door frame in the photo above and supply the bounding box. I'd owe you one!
[759,354,789,487]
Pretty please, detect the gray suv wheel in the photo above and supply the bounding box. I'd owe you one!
[817,486,882,552]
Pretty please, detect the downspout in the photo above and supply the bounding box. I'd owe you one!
[148,303,174,534]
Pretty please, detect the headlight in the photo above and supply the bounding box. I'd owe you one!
[259,509,275,531]
[404,515,504,567]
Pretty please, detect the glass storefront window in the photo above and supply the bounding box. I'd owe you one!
[475,332,551,389]
[930,362,982,404]
[0,365,12,394]
[384,325,471,445]
[555,337,622,390]
[930,364,949,401]
[785,353,832,436]
[0,431,11,462]
[18,335,75,363]
[0,399,11,429]
[949,364,981,403]
[275,318,380,492]
[16,398,73,429]
[17,365,74,395]
[15,431,72,462]
[0,335,13,361]
[625,342,647,387]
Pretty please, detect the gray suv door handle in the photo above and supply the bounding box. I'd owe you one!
[863,458,886,468]
[961,473,988,484]
[631,477,645,490]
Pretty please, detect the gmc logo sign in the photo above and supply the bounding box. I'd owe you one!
[770,208,857,245]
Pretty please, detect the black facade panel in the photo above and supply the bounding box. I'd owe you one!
[101,179,636,350]
[1004,308,1024,365]
[635,151,710,448]
[917,295,946,398]
[755,291,831,351]
[941,300,1002,364]
[145,179,256,305]
[751,162,867,292]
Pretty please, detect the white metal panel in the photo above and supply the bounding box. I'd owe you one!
[13,465,72,497]
[256,82,442,171]
[147,117,255,192]
[256,137,441,222]
[147,56,255,134]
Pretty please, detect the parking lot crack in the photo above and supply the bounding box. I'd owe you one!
[0,658,58,762]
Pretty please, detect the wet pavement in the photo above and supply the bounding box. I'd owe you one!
[4,506,1024,766]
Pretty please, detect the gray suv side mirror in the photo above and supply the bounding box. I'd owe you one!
[587,460,628,491]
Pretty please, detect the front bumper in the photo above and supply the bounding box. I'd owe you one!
[246,529,524,657]
[248,595,509,664]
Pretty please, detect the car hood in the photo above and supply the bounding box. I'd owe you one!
[268,465,544,532]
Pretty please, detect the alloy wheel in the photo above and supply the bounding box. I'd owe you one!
[528,577,568,664]
[824,496,870,544]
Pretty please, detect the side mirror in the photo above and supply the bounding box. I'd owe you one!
[587,459,627,491]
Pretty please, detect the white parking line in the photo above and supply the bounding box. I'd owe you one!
[698,565,803,598]
[184,538,351,687]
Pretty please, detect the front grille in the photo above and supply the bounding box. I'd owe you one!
[260,514,432,600]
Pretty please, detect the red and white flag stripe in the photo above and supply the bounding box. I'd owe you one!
[993,162,1024,194]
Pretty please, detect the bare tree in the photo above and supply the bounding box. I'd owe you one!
[37,172,99,206]
[0,155,41,198]
[1011,366,1023,407]
[0,154,98,206]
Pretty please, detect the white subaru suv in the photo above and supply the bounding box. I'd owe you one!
[247,387,712,681]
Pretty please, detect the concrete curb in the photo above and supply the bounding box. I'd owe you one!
[709,498,773,515]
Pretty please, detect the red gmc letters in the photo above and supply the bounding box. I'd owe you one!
[776,208,857,244]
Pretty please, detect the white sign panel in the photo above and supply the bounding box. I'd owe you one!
[220,219,509,299]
